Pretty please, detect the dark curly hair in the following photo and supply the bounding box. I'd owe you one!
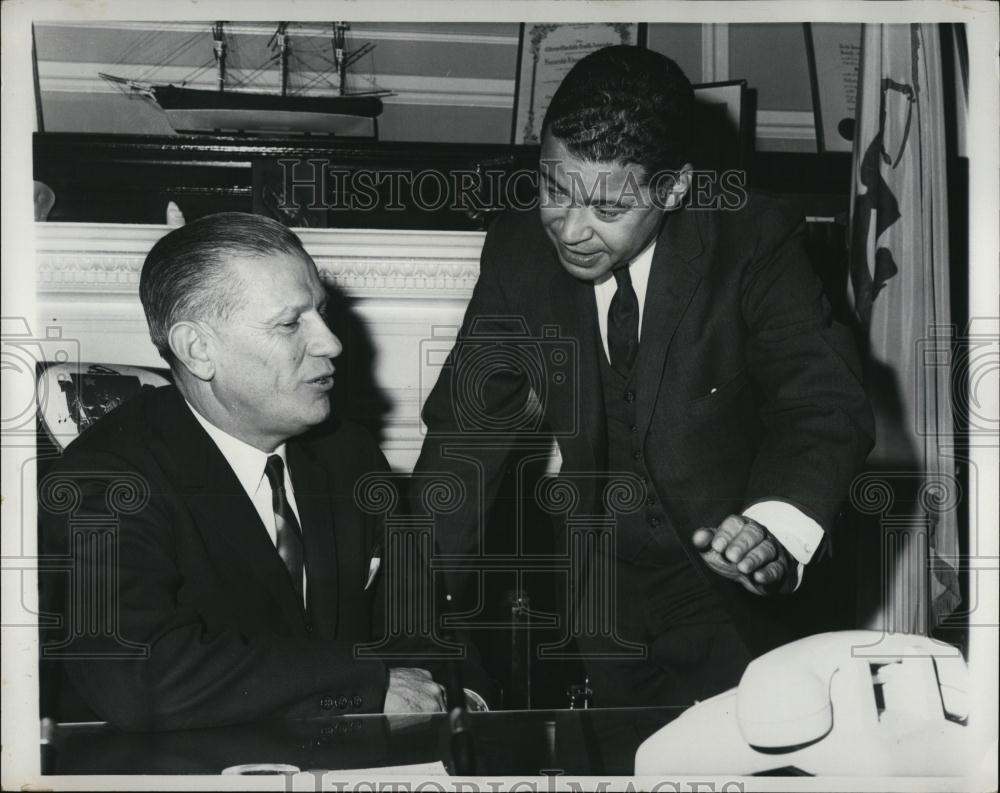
[541,45,694,179]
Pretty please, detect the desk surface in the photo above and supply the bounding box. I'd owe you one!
[46,707,684,776]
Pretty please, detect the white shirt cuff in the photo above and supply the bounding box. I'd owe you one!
[742,500,824,591]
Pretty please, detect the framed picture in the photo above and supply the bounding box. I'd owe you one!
[692,79,753,169]
[511,23,644,144]
[805,23,863,153]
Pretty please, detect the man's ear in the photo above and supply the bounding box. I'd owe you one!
[660,164,693,210]
[167,321,215,381]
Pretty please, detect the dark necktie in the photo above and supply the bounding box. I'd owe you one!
[263,455,304,603]
[607,265,639,374]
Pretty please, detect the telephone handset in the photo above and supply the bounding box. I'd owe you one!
[635,630,968,776]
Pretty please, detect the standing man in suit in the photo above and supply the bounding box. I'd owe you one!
[413,46,874,707]
[39,212,445,730]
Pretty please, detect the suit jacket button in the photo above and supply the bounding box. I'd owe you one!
[351,695,363,708]
[632,451,642,461]
[320,696,335,710]
[624,390,635,403]
[336,696,349,710]
[649,517,661,528]
[305,622,314,634]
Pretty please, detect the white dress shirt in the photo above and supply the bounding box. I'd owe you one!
[186,402,308,603]
[593,241,824,585]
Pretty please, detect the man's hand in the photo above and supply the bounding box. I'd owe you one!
[692,515,792,595]
[383,667,447,714]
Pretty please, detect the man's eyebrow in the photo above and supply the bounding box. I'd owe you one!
[263,302,309,323]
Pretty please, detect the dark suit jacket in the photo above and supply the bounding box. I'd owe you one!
[414,194,875,654]
[39,385,393,731]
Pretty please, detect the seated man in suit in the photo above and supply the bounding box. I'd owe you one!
[39,212,446,730]
[413,46,874,707]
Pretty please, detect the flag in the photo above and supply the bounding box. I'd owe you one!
[848,24,960,634]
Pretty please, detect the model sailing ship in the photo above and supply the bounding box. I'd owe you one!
[100,22,390,136]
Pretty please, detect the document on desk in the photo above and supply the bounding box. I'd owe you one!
[325,761,449,776]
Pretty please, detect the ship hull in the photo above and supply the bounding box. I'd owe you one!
[151,86,382,136]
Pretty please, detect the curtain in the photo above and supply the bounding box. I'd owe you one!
[848,23,960,634]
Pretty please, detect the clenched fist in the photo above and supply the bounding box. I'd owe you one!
[692,515,793,595]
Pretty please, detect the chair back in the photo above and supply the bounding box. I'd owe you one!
[37,362,171,451]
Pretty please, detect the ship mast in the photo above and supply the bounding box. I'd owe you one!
[333,22,349,96]
[332,22,381,97]
[275,22,290,96]
[212,21,227,92]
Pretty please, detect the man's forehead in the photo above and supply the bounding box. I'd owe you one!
[540,160,649,202]
[542,158,645,180]
[226,252,323,300]
[541,136,646,181]
[225,250,317,278]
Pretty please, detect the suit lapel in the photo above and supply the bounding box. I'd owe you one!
[287,440,339,635]
[548,261,607,476]
[635,210,704,440]
[150,388,306,629]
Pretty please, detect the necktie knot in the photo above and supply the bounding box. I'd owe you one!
[612,266,633,289]
[264,454,285,492]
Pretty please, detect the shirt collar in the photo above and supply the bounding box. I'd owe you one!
[626,236,656,294]
[185,400,288,496]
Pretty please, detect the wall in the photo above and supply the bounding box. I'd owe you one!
[34,21,830,151]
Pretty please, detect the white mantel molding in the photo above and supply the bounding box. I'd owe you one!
[35,222,485,302]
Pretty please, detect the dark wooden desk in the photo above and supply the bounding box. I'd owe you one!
[44,707,684,776]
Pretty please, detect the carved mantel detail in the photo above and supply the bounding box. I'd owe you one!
[35,223,484,301]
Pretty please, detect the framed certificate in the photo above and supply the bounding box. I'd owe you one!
[511,23,643,144]
[805,23,863,153]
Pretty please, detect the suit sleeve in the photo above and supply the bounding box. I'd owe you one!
[41,449,387,731]
[740,206,875,533]
[411,216,536,574]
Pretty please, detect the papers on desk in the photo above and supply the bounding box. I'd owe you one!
[329,761,449,776]
[224,761,449,776]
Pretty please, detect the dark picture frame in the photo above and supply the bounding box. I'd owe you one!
[691,79,753,170]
